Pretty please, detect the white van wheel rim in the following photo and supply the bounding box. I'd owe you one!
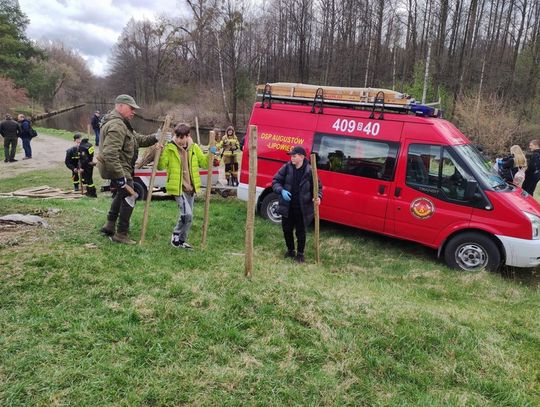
[267,201,280,222]
[455,243,488,270]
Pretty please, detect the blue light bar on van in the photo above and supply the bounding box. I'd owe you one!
[410,104,440,117]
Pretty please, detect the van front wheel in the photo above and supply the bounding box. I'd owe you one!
[443,232,501,272]
[260,193,282,224]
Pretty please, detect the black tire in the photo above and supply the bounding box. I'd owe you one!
[443,232,501,272]
[133,178,147,201]
[260,193,282,224]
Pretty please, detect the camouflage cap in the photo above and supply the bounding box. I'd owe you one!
[114,94,140,109]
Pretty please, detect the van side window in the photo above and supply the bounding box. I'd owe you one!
[407,144,470,202]
[313,133,399,180]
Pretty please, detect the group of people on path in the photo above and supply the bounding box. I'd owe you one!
[496,140,540,195]
[93,93,322,263]
[0,113,36,162]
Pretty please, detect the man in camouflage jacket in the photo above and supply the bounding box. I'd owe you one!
[97,94,159,244]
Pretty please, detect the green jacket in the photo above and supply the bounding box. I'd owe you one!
[96,109,157,181]
[158,141,209,195]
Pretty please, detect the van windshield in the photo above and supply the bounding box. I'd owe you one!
[454,144,508,190]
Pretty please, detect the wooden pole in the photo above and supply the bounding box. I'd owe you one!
[244,125,258,278]
[310,153,320,264]
[195,116,201,145]
[139,115,172,245]
[201,130,216,248]
[79,167,84,196]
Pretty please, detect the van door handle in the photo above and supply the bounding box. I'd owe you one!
[395,187,402,197]
[378,185,386,194]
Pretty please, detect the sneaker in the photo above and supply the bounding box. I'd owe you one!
[295,253,305,263]
[22,157,31,160]
[171,233,181,248]
[180,242,193,250]
[284,250,296,258]
[9,159,17,162]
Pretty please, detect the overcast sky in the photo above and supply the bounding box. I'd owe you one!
[18,0,188,77]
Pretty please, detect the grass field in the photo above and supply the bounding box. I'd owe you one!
[0,154,539,405]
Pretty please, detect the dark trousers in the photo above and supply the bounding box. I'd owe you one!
[21,137,32,158]
[82,165,96,196]
[522,176,538,196]
[107,179,134,233]
[282,206,306,254]
[93,128,100,146]
[71,171,80,190]
[3,137,17,161]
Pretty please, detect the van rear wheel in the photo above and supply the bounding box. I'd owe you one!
[133,178,147,201]
[443,232,501,272]
[260,193,281,224]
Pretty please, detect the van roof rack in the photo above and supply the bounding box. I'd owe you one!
[256,82,441,118]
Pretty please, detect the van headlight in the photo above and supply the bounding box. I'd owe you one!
[524,212,540,239]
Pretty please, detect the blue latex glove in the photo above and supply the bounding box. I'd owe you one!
[209,146,217,154]
[115,177,127,188]
[281,189,291,202]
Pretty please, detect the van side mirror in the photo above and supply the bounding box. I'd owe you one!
[464,179,479,201]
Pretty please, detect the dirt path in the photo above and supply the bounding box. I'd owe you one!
[0,134,74,180]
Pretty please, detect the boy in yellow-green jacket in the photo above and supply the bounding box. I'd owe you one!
[158,123,217,249]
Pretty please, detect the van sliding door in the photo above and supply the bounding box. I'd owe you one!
[312,133,399,233]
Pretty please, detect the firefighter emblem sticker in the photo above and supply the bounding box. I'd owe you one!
[410,198,435,219]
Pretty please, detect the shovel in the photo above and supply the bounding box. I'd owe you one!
[124,184,139,208]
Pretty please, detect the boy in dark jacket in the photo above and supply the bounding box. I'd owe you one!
[272,146,322,263]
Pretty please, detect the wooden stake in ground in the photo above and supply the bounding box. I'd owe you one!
[201,130,215,248]
[244,125,258,278]
[139,115,172,245]
[310,153,321,264]
[195,116,201,145]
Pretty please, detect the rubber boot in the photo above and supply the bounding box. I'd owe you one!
[100,220,116,236]
[111,232,137,245]
[85,186,97,198]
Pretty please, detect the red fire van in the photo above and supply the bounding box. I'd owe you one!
[238,83,540,271]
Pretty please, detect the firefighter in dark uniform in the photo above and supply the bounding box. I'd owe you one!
[79,136,97,197]
[65,134,82,191]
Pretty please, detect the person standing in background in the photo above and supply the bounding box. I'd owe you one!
[18,114,33,159]
[65,133,82,191]
[79,136,97,197]
[523,140,540,196]
[0,114,20,162]
[217,126,241,186]
[91,110,101,147]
